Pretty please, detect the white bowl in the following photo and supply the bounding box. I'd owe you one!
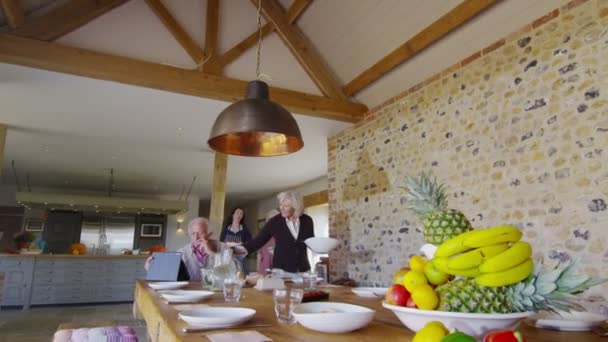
[293,302,375,333]
[304,237,339,254]
[159,290,214,303]
[383,302,533,338]
[179,307,256,327]
[148,281,189,290]
[351,287,388,298]
[526,310,607,331]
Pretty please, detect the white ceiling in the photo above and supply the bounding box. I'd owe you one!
[0,62,349,201]
[0,0,569,201]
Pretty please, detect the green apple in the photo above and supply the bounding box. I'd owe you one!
[424,261,450,285]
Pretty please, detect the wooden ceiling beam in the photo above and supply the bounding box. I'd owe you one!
[202,0,221,75]
[253,0,347,100]
[0,34,367,122]
[0,123,6,178]
[0,0,25,29]
[218,0,311,68]
[10,0,129,41]
[343,0,498,96]
[145,0,206,66]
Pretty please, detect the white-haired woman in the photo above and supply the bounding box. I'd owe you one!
[145,217,215,281]
[236,191,314,273]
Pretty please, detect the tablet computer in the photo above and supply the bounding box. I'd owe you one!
[146,251,190,281]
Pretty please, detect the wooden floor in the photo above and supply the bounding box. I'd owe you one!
[0,303,146,341]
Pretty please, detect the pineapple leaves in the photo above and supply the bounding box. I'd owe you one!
[403,172,448,215]
[535,282,557,296]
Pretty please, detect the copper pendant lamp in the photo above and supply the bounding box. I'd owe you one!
[207,0,303,157]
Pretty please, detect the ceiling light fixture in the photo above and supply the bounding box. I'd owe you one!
[207,0,303,157]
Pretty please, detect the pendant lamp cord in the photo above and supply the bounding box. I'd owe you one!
[255,0,262,80]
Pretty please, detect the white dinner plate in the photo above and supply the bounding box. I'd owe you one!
[178,307,256,327]
[159,290,214,303]
[525,310,607,331]
[148,281,189,290]
[351,287,388,298]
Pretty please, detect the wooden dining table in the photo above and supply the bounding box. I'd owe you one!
[133,280,605,341]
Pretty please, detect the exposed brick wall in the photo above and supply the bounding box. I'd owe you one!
[328,0,608,297]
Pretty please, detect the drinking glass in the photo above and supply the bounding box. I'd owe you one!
[301,271,317,290]
[223,278,244,302]
[315,263,328,284]
[273,288,304,324]
[200,268,213,289]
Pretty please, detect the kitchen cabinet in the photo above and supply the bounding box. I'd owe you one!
[0,257,34,307]
[0,255,146,308]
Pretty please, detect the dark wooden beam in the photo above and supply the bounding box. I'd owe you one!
[202,0,221,75]
[0,0,25,29]
[10,0,129,41]
[254,0,346,100]
[0,34,367,122]
[218,0,311,68]
[343,0,498,96]
[145,0,206,65]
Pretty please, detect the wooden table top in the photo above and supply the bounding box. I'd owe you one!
[133,280,605,342]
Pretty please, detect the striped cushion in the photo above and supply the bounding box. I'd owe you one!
[52,326,138,342]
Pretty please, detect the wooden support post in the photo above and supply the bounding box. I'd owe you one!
[0,124,6,177]
[209,152,227,232]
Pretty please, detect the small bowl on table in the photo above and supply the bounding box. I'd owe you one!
[293,302,375,333]
[382,301,533,338]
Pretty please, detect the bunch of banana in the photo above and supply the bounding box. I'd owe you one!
[432,225,534,287]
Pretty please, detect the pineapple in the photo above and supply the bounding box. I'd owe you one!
[436,259,607,313]
[404,172,473,244]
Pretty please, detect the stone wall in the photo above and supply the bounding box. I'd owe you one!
[327,0,608,296]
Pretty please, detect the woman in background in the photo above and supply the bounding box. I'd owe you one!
[257,209,279,274]
[219,207,252,274]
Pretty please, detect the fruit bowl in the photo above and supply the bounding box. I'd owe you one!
[304,237,339,254]
[382,302,533,338]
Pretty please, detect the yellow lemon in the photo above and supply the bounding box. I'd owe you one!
[412,284,439,310]
[409,255,427,272]
[392,267,410,284]
[412,321,448,342]
[402,271,428,292]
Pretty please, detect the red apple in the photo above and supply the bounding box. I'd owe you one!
[406,296,417,308]
[385,284,411,306]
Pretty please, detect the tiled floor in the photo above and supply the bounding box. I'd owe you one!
[0,303,147,341]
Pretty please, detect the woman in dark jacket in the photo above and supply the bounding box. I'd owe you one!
[241,191,314,273]
[219,207,252,274]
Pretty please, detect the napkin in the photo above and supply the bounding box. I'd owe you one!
[206,330,271,342]
[254,278,284,291]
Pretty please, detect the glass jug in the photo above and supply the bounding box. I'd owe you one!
[208,247,242,291]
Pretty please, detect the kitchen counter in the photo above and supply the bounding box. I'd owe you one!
[0,253,148,258]
[0,254,147,309]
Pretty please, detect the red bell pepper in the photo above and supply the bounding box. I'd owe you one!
[484,330,527,342]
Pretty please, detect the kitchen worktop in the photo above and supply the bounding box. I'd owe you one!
[0,253,149,258]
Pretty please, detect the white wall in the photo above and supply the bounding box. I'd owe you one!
[163,195,200,252]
